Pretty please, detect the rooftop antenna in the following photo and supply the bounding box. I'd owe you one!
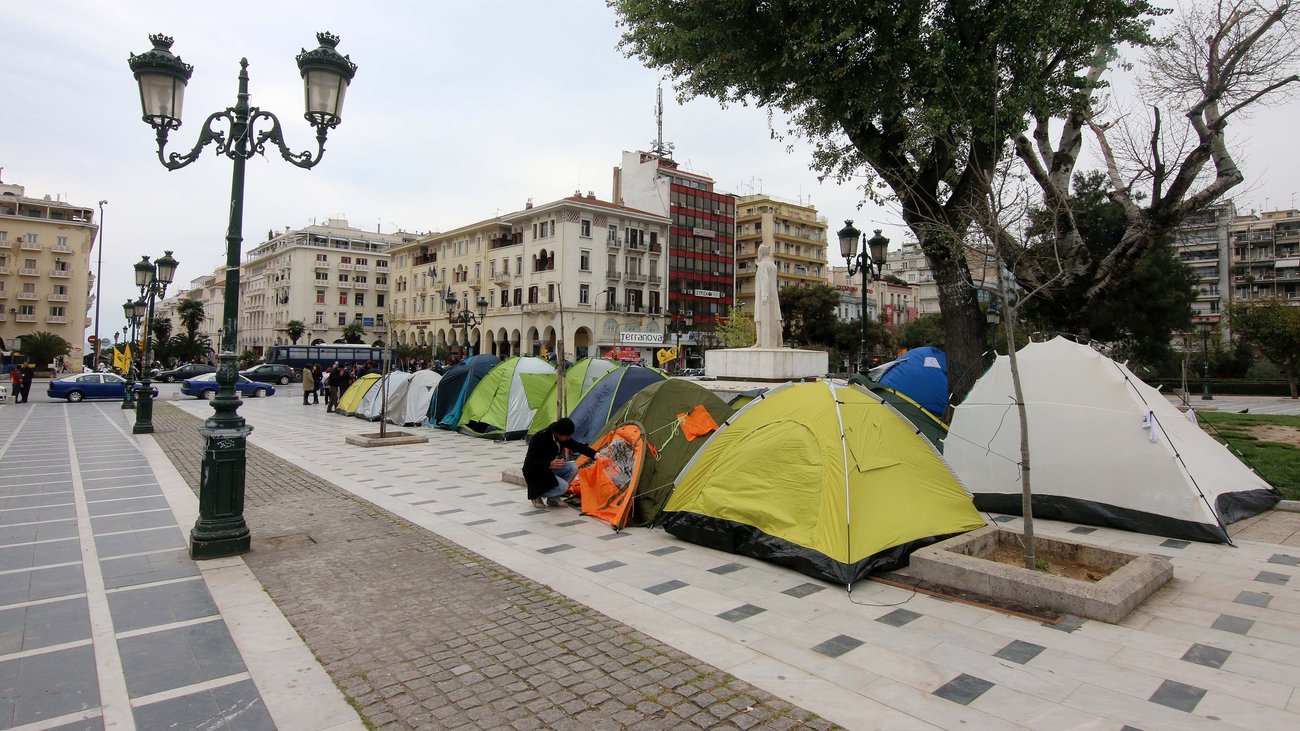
[650,84,674,158]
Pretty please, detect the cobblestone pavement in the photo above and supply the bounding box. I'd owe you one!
[149,403,839,731]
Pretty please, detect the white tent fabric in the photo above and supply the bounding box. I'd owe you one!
[357,371,413,422]
[390,369,441,425]
[945,337,1280,543]
[504,357,557,435]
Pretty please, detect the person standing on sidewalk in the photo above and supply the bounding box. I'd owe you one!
[302,363,317,405]
[8,367,21,403]
[522,418,597,509]
[19,363,34,403]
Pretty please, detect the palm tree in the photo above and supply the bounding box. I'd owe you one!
[342,322,366,344]
[150,318,174,366]
[18,331,71,370]
[176,299,206,336]
[284,320,307,344]
[167,332,214,364]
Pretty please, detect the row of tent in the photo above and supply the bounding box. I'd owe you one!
[330,339,1281,589]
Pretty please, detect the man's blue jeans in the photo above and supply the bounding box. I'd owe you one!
[541,461,578,499]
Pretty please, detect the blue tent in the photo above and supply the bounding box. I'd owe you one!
[869,347,949,417]
[567,365,667,444]
[428,355,500,429]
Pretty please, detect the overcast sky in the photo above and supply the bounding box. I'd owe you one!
[4,1,1298,344]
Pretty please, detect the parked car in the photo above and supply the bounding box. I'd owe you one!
[47,373,158,402]
[180,373,276,400]
[155,363,217,383]
[239,363,298,385]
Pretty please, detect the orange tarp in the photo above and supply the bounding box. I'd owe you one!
[678,404,719,441]
[570,424,646,531]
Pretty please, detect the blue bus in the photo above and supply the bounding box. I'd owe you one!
[264,344,387,372]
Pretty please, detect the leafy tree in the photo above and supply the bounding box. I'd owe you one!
[715,304,755,348]
[832,317,892,373]
[897,314,947,351]
[612,0,1163,400]
[167,332,213,365]
[176,299,205,336]
[18,331,70,369]
[238,349,259,369]
[149,318,174,366]
[342,323,366,344]
[284,320,307,345]
[1228,299,1300,398]
[778,283,840,348]
[392,342,422,365]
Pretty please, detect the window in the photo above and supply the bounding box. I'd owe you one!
[341,256,352,264]
[376,294,385,307]
[354,275,367,284]
[580,220,591,237]
[579,283,590,304]
[0,231,6,240]
[376,260,388,269]
[547,283,555,303]
[338,313,347,326]
[315,311,325,325]
[580,249,590,271]
[528,286,538,304]
[57,236,68,247]
[50,306,65,317]
[19,305,35,315]
[22,282,35,293]
[316,253,328,262]
[316,290,326,304]
[354,293,365,306]
[338,273,349,282]
[26,234,37,244]
[515,256,522,275]
[513,288,522,306]
[356,258,367,266]
[649,231,658,249]
[24,258,36,269]
[355,313,363,322]
[315,271,328,281]
[376,275,387,285]
[607,224,618,244]
[376,314,385,326]
[339,293,348,305]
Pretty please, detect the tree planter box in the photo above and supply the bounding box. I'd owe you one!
[907,526,1172,624]
[345,431,428,448]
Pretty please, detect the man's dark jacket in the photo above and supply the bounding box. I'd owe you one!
[523,426,596,500]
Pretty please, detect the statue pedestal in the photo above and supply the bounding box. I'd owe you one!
[705,348,829,382]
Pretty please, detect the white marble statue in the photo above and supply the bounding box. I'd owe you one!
[752,243,783,349]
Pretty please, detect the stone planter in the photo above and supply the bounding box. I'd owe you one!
[907,525,1172,624]
[345,431,428,448]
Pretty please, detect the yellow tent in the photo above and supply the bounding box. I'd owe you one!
[335,373,381,416]
[662,381,984,587]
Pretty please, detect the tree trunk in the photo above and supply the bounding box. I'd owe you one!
[927,249,989,407]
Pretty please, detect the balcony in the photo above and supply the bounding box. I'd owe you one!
[17,292,39,301]
[46,316,68,324]
[16,314,36,322]
[468,276,483,288]
[649,275,663,285]
[375,282,389,291]
[522,302,558,313]
[48,293,69,302]
[492,272,511,285]
[0,240,11,249]
[606,271,622,281]
[625,272,648,283]
[52,243,73,254]
[20,240,41,251]
[315,260,331,270]
[0,266,8,276]
[354,264,370,272]
[19,268,40,276]
[337,262,354,271]
[0,291,6,300]
[49,269,72,279]
[353,282,370,290]
[607,237,622,249]
[336,281,352,289]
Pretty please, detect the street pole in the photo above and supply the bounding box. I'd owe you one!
[858,262,870,375]
[1201,325,1214,401]
[93,200,107,370]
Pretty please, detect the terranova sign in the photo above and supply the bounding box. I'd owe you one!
[619,332,665,346]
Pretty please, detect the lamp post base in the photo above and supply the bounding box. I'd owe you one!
[189,422,253,560]
[133,381,156,433]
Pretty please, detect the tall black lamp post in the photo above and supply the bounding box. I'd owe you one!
[132,251,178,434]
[129,32,358,559]
[667,310,692,372]
[121,299,142,409]
[444,291,488,360]
[837,220,890,374]
[1198,319,1214,401]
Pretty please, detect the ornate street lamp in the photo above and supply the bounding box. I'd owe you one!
[132,251,179,434]
[1198,319,1215,401]
[129,32,357,560]
[667,310,693,372]
[121,298,142,409]
[837,220,889,375]
[445,291,488,360]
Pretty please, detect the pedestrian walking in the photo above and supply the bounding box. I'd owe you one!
[321,366,334,410]
[19,363,34,404]
[9,367,21,403]
[310,363,322,404]
[302,363,317,405]
[522,418,597,509]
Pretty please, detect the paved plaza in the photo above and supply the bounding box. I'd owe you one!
[3,386,1300,729]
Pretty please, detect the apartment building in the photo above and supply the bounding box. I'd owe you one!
[390,192,670,364]
[1231,207,1300,306]
[0,181,98,366]
[155,266,226,349]
[238,219,414,353]
[734,194,830,307]
[828,266,916,328]
[1172,201,1234,328]
[612,151,736,333]
[887,240,942,315]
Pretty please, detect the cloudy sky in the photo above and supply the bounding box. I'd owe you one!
[4,1,1298,343]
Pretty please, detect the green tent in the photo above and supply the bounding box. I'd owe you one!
[662,381,984,587]
[457,356,556,439]
[527,357,620,436]
[596,379,734,527]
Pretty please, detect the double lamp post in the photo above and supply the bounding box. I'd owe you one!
[123,252,179,432]
[445,291,488,361]
[836,220,890,375]
[128,32,357,559]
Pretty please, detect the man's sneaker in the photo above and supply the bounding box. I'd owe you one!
[545,497,564,507]
[530,498,547,509]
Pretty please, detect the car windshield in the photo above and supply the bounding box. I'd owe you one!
[191,373,252,384]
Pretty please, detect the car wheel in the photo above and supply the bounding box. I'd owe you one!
[67,391,84,403]
[202,389,216,400]
[278,376,289,385]
[162,375,173,383]
[254,388,268,398]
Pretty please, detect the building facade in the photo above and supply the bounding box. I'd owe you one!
[1172,201,1234,329]
[237,219,414,353]
[888,240,942,315]
[828,266,916,329]
[612,151,736,335]
[1231,207,1300,307]
[390,193,671,364]
[0,182,98,367]
[734,194,830,308]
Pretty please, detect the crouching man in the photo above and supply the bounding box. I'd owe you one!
[523,418,596,509]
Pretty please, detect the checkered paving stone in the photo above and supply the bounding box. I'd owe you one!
[811,635,863,659]
[707,563,746,575]
[645,579,687,595]
[1159,539,1190,549]
[1211,614,1255,635]
[586,561,626,573]
[932,674,994,705]
[716,604,766,623]
[1234,590,1272,607]
[147,404,840,731]
[1046,615,1086,633]
[782,583,826,598]
[647,545,684,556]
[1267,553,1300,566]
[1181,643,1231,669]
[993,639,1045,665]
[875,608,921,627]
[1254,570,1290,585]
[1148,679,1207,712]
